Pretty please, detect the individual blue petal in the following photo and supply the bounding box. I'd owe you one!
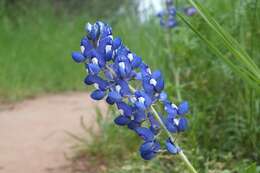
[184,7,197,16]
[135,72,143,80]
[135,101,146,110]
[86,22,100,41]
[127,120,141,130]
[108,91,122,102]
[139,141,154,153]
[97,37,113,61]
[140,63,151,77]
[143,93,152,107]
[92,51,106,68]
[106,96,115,105]
[151,70,161,79]
[168,6,176,16]
[96,79,109,91]
[90,90,106,100]
[112,37,122,49]
[133,110,146,123]
[155,78,164,92]
[139,140,160,160]
[178,117,188,132]
[84,75,108,91]
[115,45,129,57]
[117,80,131,96]
[159,92,167,101]
[143,77,154,94]
[167,17,177,28]
[135,127,155,141]
[72,52,86,63]
[81,37,93,54]
[83,47,95,58]
[116,102,132,117]
[114,115,131,126]
[87,63,101,75]
[84,75,96,85]
[134,91,152,110]
[177,101,189,115]
[118,62,127,77]
[165,138,181,155]
[140,151,157,160]
[164,103,177,117]
[131,55,142,68]
[165,118,178,133]
[100,24,112,39]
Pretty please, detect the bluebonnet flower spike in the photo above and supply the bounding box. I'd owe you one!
[71,21,191,161]
[157,0,197,29]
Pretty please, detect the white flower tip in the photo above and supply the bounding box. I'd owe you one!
[92,57,98,64]
[80,46,85,53]
[149,78,157,86]
[127,53,134,62]
[119,62,126,69]
[138,97,145,104]
[105,45,112,53]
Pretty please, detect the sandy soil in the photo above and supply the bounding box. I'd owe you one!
[0,92,106,173]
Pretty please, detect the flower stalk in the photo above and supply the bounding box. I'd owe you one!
[71,21,198,172]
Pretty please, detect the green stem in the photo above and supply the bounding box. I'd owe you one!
[175,68,182,102]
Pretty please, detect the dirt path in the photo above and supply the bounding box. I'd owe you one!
[0,92,106,173]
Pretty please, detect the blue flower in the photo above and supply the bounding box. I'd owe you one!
[184,7,197,16]
[133,110,146,123]
[116,102,133,117]
[177,117,188,132]
[159,91,168,102]
[157,0,177,29]
[142,70,164,94]
[115,59,133,79]
[81,37,94,58]
[90,89,106,100]
[177,101,189,115]
[84,74,109,91]
[164,101,178,118]
[86,22,100,41]
[86,51,106,75]
[114,115,131,126]
[72,52,86,63]
[139,140,160,160]
[157,0,196,29]
[127,120,141,130]
[97,36,113,61]
[107,91,122,103]
[133,91,152,110]
[112,37,122,50]
[135,127,155,141]
[165,138,181,154]
[165,117,178,133]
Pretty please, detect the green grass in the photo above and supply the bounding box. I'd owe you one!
[0,0,260,172]
[0,5,88,101]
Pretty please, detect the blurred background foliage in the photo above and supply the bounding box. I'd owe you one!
[0,0,259,172]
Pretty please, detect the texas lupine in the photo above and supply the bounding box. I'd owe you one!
[71,21,198,173]
[157,0,197,29]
